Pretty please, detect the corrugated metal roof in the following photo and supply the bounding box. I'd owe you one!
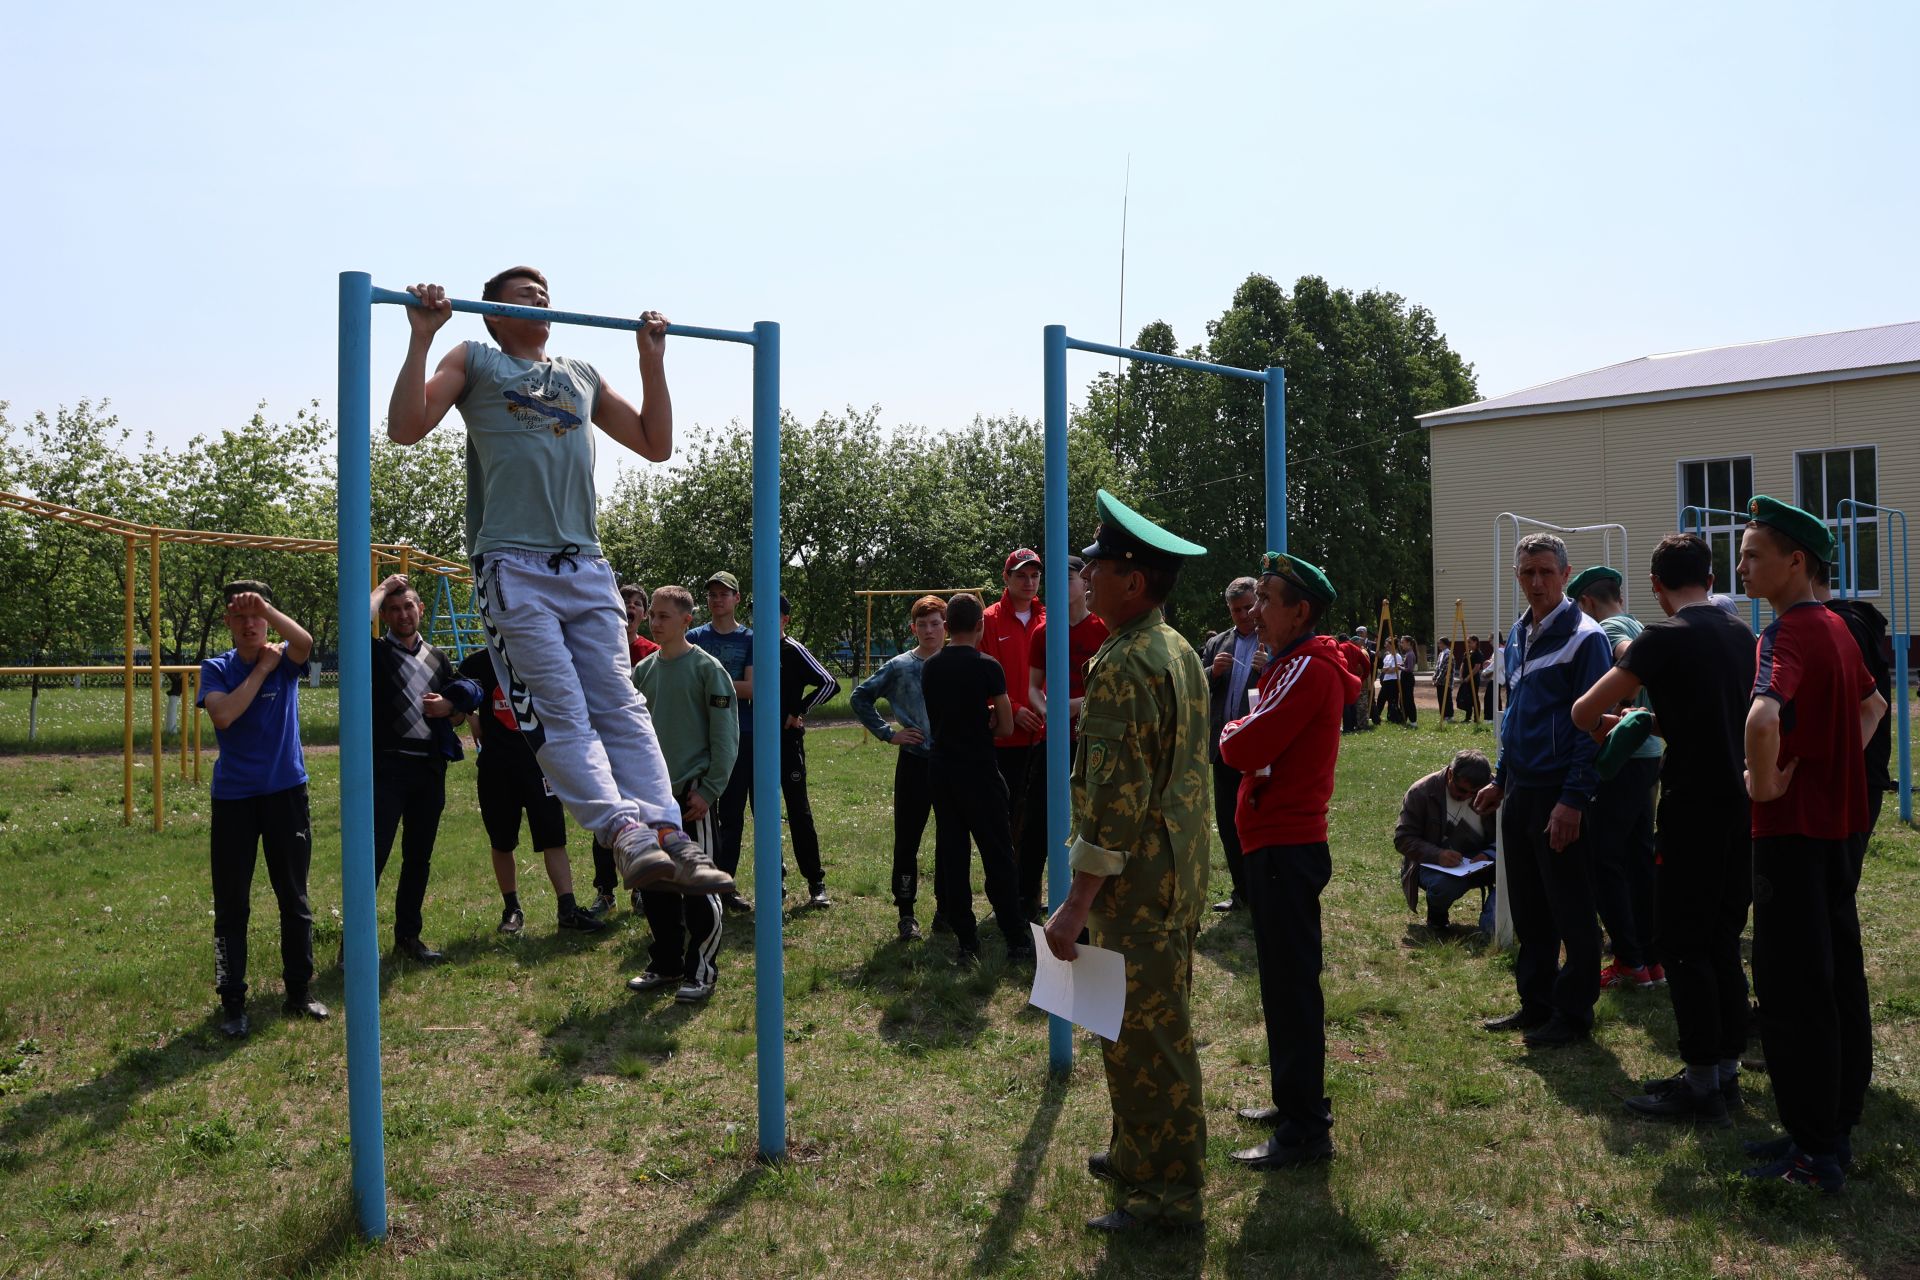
[1422,319,1920,427]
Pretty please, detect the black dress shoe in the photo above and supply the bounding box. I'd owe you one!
[1482,1009,1550,1033]
[1624,1086,1731,1128]
[1230,1132,1334,1169]
[1522,1018,1590,1048]
[1087,1152,1118,1182]
[394,937,445,964]
[1236,1105,1282,1125]
[218,1007,250,1039]
[283,994,330,1021]
[1085,1208,1201,1234]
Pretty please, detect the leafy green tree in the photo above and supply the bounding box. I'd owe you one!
[1079,274,1476,643]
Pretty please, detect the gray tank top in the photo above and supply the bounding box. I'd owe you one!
[456,341,602,557]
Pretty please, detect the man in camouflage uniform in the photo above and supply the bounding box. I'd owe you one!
[1044,489,1211,1234]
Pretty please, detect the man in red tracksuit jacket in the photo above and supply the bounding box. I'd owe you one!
[1218,552,1360,1170]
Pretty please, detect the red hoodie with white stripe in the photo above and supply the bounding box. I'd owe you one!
[1218,633,1360,849]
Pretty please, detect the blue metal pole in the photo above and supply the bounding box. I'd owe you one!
[1062,335,1269,383]
[1042,325,1072,1075]
[750,321,787,1159]
[336,271,387,1240]
[1264,367,1287,553]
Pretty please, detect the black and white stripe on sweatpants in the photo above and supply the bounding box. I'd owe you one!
[685,810,722,986]
[642,808,722,985]
[472,556,549,753]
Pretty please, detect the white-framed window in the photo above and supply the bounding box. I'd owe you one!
[1796,446,1879,593]
[1678,455,1755,597]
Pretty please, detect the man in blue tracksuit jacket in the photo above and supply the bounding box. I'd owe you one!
[1471,533,1614,1047]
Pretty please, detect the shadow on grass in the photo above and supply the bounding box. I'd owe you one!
[625,1165,766,1280]
[968,1074,1067,1276]
[1220,1161,1390,1280]
[855,932,1009,1052]
[259,1182,367,1278]
[0,1010,244,1168]
[1194,911,1259,979]
[1645,1085,1920,1277]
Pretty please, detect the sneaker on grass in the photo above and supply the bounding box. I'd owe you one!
[1599,960,1653,990]
[674,979,716,1004]
[626,970,681,993]
[497,907,525,935]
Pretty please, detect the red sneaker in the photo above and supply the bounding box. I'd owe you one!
[1644,963,1668,987]
[1600,961,1652,990]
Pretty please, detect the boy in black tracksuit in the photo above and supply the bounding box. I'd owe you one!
[773,598,839,904]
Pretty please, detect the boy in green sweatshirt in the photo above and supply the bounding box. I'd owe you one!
[624,586,741,1003]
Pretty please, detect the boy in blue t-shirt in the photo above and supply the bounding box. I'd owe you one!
[197,581,326,1039]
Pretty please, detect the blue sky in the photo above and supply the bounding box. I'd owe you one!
[4,2,1915,495]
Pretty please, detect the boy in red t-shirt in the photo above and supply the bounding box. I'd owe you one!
[1019,555,1109,921]
[1737,497,1887,1193]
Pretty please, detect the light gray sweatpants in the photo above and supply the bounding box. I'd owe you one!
[474,548,681,840]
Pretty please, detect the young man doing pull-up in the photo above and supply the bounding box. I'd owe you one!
[386,269,731,898]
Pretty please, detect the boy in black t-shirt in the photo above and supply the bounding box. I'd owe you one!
[1574,534,1754,1128]
[921,593,1032,965]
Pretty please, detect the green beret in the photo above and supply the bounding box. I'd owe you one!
[1746,495,1834,563]
[1258,551,1336,605]
[1595,708,1656,781]
[1567,565,1622,600]
[1080,489,1206,571]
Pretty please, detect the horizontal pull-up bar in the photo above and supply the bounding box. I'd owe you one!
[1064,335,1273,383]
[370,286,759,346]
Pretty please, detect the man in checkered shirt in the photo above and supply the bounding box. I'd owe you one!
[370,573,483,963]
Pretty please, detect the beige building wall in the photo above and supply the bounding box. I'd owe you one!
[1430,372,1920,641]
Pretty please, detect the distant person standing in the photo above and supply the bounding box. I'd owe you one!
[690,570,756,913]
[1021,555,1110,922]
[1043,493,1212,1232]
[850,595,948,941]
[921,593,1030,966]
[199,581,324,1039]
[625,586,740,1004]
[1734,499,1885,1193]
[1199,576,1264,911]
[979,548,1046,886]
[1473,533,1613,1049]
[367,574,484,964]
[774,596,840,907]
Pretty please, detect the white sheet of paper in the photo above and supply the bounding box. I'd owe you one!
[1027,922,1127,1042]
[1420,855,1494,878]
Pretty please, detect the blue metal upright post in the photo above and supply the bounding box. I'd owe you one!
[750,321,788,1157]
[335,271,388,1240]
[1264,367,1287,552]
[1042,325,1073,1075]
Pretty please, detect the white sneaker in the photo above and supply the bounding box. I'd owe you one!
[612,822,674,891]
[659,827,735,895]
[626,970,678,993]
[673,979,716,1004]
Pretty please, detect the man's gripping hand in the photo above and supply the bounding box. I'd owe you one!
[1471,782,1503,816]
[406,284,453,336]
[636,310,669,363]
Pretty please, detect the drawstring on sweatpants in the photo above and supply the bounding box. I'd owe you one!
[546,543,581,573]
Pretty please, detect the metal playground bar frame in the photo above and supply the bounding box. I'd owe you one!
[337,273,785,1238]
[1041,326,1286,1074]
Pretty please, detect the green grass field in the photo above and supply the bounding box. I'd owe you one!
[2,718,1918,1278]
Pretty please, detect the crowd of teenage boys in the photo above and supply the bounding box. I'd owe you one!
[190,265,1903,1233]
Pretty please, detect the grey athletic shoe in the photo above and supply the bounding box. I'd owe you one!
[673,979,716,1004]
[612,822,674,891]
[659,827,735,895]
